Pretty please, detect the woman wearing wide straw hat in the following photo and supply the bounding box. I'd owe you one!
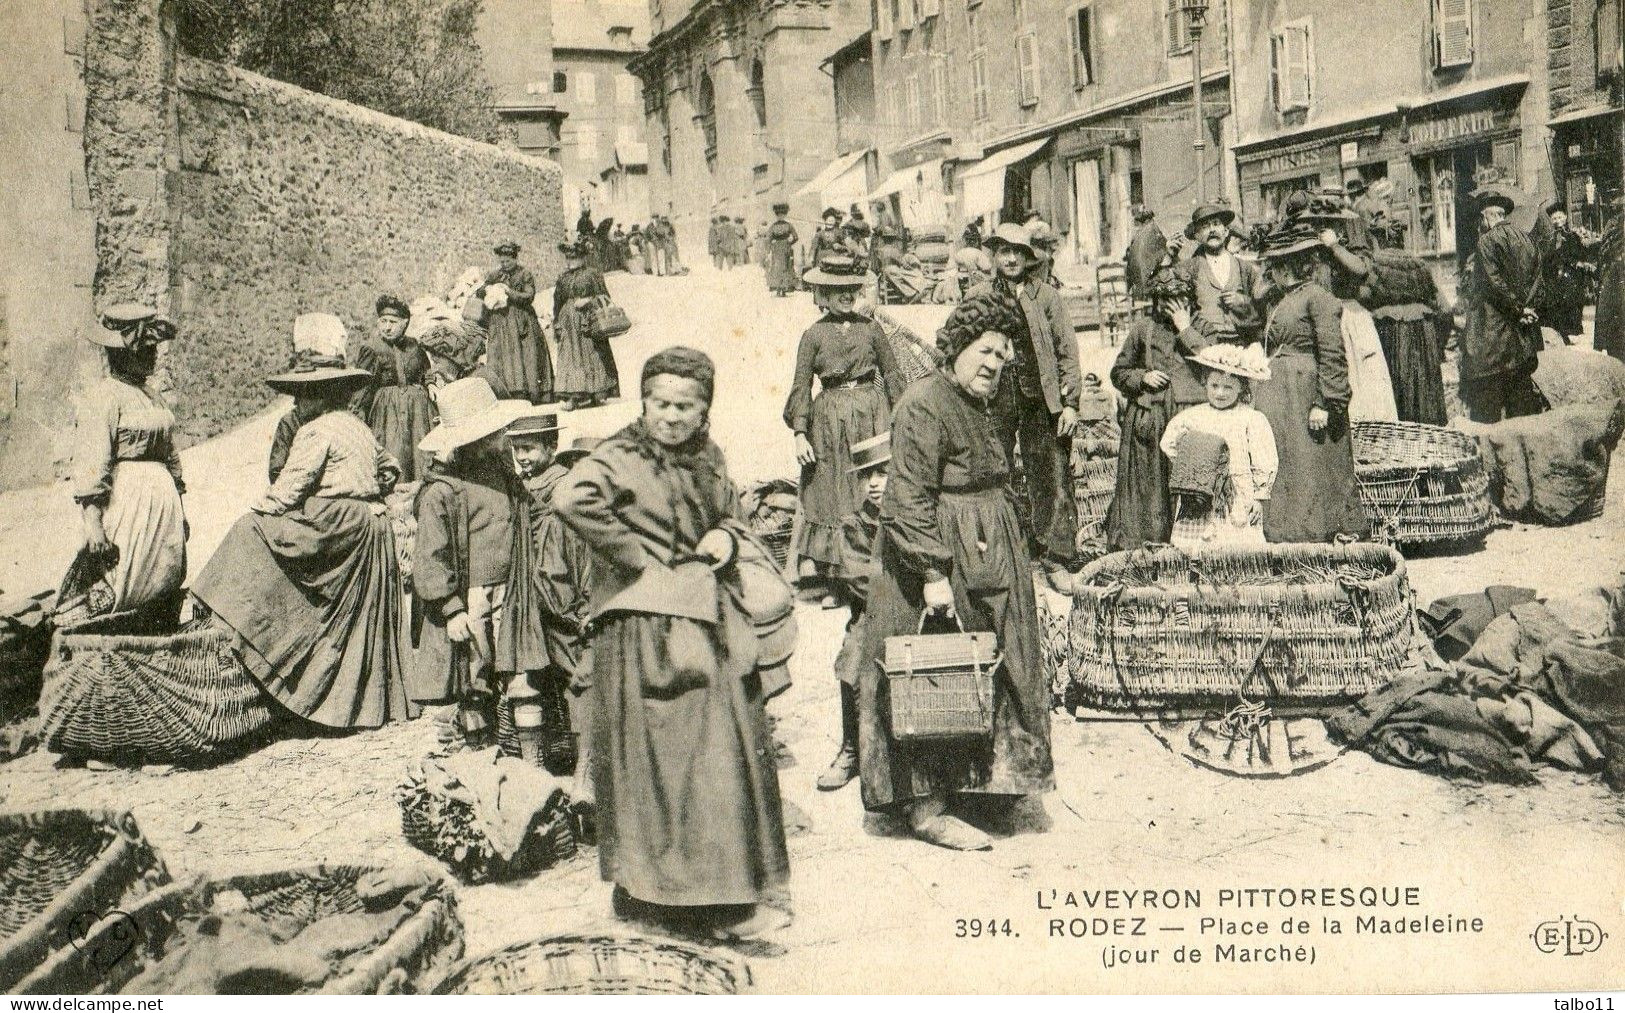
[552,240,619,410]
[191,313,415,729]
[554,346,791,941]
[1254,223,1370,542]
[480,240,554,404]
[766,202,799,296]
[856,292,1054,852]
[786,253,907,603]
[58,305,187,631]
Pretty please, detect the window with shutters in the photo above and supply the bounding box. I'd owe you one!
[1016,32,1039,107]
[577,71,597,105]
[970,51,990,122]
[553,71,568,93]
[876,0,894,40]
[931,58,949,125]
[1598,0,1622,82]
[1269,22,1312,113]
[616,73,637,106]
[905,75,921,130]
[1069,4,1095,89]
[1166,0,1191,56]
[1431,0,1473,70]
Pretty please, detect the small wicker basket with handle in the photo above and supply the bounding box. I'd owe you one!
[881,612,1000,740]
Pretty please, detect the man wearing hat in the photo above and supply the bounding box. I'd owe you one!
[1460,185,1545,422]
[1124,204,1168,300]
[1176,202,1263,345]
[1027,219,1062,289]
[971,222,1083,587]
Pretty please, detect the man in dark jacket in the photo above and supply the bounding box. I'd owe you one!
[970,222,1082,591]
[1123,205,1167,299]
[1461,186,1545,423]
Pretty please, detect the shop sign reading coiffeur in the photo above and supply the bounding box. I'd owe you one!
[1404,106,1513,148]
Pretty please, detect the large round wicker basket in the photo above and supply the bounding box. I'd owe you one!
[17,863,464,994]
[1351,421,1495,549]
[0,809,170,992]
[1068,543,1417,708]
[38,615,277,766]
[435,933,751,995]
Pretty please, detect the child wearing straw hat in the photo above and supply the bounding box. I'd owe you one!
[818,430,890,792]
[1159,344,1278,550]
[410,377,537,744]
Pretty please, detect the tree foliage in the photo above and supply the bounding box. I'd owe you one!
[177,0,506,143]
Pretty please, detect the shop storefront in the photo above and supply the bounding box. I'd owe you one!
[1550,107,1623,235]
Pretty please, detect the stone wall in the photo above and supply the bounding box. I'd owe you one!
[170,57,564,445]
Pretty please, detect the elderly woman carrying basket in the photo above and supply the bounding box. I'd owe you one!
[59,305,188,631]
[554,346,792,941]
[856,292,1055,852]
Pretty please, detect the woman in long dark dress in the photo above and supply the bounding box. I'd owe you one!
[554,347,791,941]
[1368,252,1449,426]
[553,240,619,409]
[192,314,414,729]
[766,202,799,296]
[480,241,554,404]
[857,293,1055,852]
[1102,263,1209,551]
[1253,224,1370,543]
[60,305,187,631]
[1532,203,1595,344]
[354,295,435,481]
[786,254,906,595]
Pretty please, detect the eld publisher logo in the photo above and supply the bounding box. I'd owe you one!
[1532,916,1607,956]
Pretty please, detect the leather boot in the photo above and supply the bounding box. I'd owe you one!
[816,684,860,791]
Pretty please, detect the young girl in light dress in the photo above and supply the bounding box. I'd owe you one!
[1160,344,1279,549]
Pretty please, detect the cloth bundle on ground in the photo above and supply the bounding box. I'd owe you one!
[1330,596,1625,790]
[1166,429,1230,513]
[1533,347,1625,410]
[399,747,575,884]
[1474,400,1624,525]
[1418,585,1538,662]
[121,868,440,994]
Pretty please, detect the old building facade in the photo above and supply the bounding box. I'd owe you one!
[630,0,871,262]
[866,0,1232,274]
[1547,0,1623,233]
[479,0,568,160]
[553,0,652,219]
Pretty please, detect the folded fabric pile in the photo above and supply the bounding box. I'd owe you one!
[123,868,440,994]
[399,747,576,884]
[1330,585,1625,791]
[1475,400,1624,525]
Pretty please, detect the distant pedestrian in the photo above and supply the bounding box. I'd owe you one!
[1531,202,1595,344]
[553,240,619,410]
[961,215,985,250]
[480,241,554,404]
[766,202,799,296]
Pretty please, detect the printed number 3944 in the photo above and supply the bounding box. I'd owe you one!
[955,918,1016,938]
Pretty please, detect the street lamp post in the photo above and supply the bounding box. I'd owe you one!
[1183,0,1211,202]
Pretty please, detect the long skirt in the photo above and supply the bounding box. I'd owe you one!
[57,461,186,629]
[1341,301,1399,423]
[858,487,1054,810]
[590,608,789,907]
[1374,312,1448,426]
[485,305,554,404]
[553,302,620,401]
[767,242,797,294]
[192,496,415,729]
[1254,354,1371,543]
[1102,395,1175,552]
[369,385,435,483]
[797,383,888,567]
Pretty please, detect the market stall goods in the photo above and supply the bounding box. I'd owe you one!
[20,864,463,994]
[38,614,277,766]
[1351,421,1495,550]
[435,933,751,995]
[1069,543,1417,708]
[0,808,170,992]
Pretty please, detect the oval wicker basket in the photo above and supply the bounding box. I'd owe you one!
[38,616,277,766]
[1351,421,1495,548]
[1068,543,1417,708]
[16,863,464,995]
[435,933,751,995]
[0,808,171,992]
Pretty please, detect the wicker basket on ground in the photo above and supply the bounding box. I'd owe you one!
[37,614,277,766]
[435,933,751,995]
[1069,543,1417,709]
[0,809,170,992]
[1351,421,1495,549]
[398,764,576,885]
[739,479,797,569]
[16,863,464,994]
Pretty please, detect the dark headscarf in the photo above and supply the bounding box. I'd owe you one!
[641,345,716,404]
[936,291,1023,364]
[375,294,410,319]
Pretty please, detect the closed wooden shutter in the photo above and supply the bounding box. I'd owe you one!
[1070,7,1095,88]
[1432,0,1473,69]
[1282,25,1311,110]
[1599,0,1622,79]
[932,58,949,124]
[1166,0,1190,55]
[877,0,894,40]
[1017,33,1039,106]
[970,52,989,121]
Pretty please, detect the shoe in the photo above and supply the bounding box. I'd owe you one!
[707,904,792,941]
[815,745,858,791]
[910,814,992,851]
